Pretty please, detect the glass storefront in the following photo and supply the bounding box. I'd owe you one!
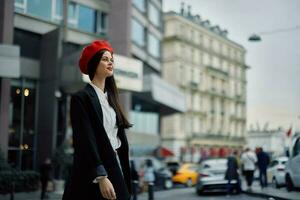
[8,78,37,170]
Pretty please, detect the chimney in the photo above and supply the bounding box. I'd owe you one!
[187,5,191,17]
[180,2,185,15]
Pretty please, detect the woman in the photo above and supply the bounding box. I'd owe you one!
[62,40,132,200]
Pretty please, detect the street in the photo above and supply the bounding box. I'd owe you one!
[137,187,264,200]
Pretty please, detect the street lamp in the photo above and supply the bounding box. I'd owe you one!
[248,25,300,42]
[248,34,261,42]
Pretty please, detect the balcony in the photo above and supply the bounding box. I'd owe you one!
[205,66,229,79]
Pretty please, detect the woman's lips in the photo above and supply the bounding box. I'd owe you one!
[107,67,113,71]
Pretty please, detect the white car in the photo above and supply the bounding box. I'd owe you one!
[285,134,300,191]
[195,158,239,194]
[267,156,288,188]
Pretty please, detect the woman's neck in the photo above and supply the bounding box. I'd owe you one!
[91,77,106,92]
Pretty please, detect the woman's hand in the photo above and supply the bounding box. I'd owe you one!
[98,177,116,199]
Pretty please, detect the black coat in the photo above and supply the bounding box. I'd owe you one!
[257,151,270,171]
[225,156,239,180]
[62,84,131,200]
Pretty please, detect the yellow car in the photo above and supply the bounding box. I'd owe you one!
[172,163,199,187]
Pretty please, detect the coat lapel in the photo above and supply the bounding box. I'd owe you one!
[84,84,104,125]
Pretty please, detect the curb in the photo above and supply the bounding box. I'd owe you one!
[243,190,296,200]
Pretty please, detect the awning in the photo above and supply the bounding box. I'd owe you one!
[154,146,175,157]
[135,74,186,115]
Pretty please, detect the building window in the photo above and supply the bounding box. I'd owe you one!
[148,3,160,27]
[130,111,159,135]
[14,0,27,13]
[67,3,106,34]
[97,11,108,34]
[14,0,106,34]
[131,18,146,47]
[148,33,160,58]
[26,0,53,21]
[132,0,146,13]
[67,1,78,27]
[52,0,63,22]
[77,5,96,33]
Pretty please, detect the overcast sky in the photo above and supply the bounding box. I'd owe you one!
[163,0,300,132]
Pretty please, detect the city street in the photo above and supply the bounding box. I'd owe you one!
[0,1,300,200]
[137,188,264,200]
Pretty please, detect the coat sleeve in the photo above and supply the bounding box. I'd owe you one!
[70,94,107,180]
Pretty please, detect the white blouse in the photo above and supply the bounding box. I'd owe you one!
[89,82,121,150]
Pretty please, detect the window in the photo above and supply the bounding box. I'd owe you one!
[14,0,105,34]
[293,138,300,157]
[67,1,78,27]
[129,111,159,135]
[67,3,106,34]
[97,11,108,34]
[14,0,27,13]
[132,0,146,13]
[77,5,96,33]
[148,3,160,27]
[131,18,146,47]
[52,0,63,22]
[26,0,52,21]
[148,33,160,58]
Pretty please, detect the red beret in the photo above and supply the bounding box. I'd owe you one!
[79,40,113,74]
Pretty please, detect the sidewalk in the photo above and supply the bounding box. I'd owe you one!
[0,191,62,200]
[242,180,300,200]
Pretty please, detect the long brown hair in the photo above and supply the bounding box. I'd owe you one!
[87,50,132,129]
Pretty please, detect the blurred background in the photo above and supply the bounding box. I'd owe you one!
[0,0,299,200]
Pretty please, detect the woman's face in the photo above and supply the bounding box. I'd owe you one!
[95,51,114,79]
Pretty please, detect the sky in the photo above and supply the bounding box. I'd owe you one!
[163,0,300,132]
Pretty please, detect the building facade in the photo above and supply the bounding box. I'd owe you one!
[162,6,248,162]
[109,0,185,156]
[0,0,114,170]
[0,0,185,171]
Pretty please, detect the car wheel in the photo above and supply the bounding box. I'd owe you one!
[164,179,173,189]
[186,178,193,187]
[286,175,294,192]
[272,177,280,188]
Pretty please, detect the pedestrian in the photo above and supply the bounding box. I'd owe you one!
[241,148,257,191]
[40,158,52,200]
[143,159,155,200]
[130,160,139,200]
[256,147,270,188]
[225,150,241,195]
[62,40,132,200]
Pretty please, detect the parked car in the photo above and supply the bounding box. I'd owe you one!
[267,156,288,188]
[130,156,173,190]
[195,158,238,195]
[285,134,300,191]
[172,163,198,187]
